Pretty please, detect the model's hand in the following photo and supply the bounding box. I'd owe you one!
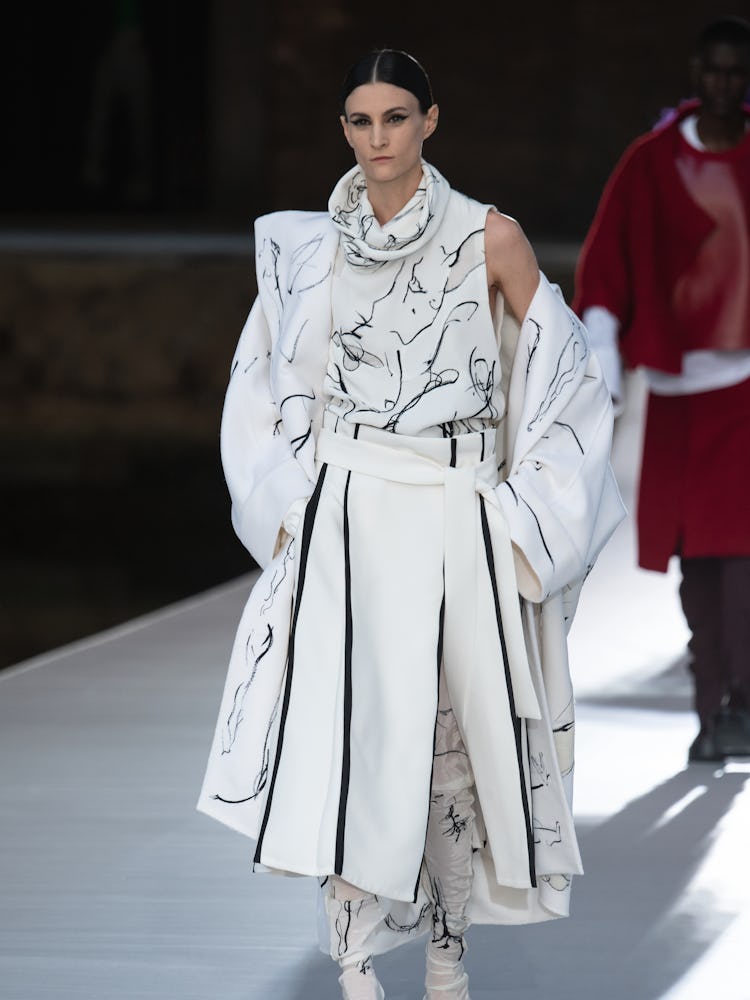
[271,497,309,557]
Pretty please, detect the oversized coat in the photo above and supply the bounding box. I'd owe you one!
[197,208,626,938]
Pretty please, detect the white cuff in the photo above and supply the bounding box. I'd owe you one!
[583,306,624,406]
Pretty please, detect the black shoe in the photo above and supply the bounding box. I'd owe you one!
[715,707,750,757]
[688,725,725,764]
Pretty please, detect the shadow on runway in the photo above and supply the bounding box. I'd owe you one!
[559,766,749,998]
[271,766,748,1000]
[468,765,749,999]
[580,653,694,714]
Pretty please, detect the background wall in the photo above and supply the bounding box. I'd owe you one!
[262,0,719,238]
[0,0,739,666]
[2,0,731,232]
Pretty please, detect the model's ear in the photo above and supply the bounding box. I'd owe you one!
[423,103,439,141]
[340,114,354,149]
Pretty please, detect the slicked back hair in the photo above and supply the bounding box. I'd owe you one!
[340,49,434,116]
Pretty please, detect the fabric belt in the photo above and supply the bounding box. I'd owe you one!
[316,425,540,722]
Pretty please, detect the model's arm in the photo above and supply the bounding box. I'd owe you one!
[484,209,540,322]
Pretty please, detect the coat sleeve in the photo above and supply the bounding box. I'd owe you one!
[495,277,626,603]
[220,297,316,568]
[571,141,639,326]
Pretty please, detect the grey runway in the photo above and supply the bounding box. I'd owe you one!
[1,372,748,1000]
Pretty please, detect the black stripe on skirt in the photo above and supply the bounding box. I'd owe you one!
[254,464,329,865]
[334,471,354,874]
[411,577,446,903]
[479,496,537,887]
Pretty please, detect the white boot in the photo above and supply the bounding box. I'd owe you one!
[423,677,474,999]
[424,936,470,1000]
[339,957,386,1000]
[326,878,386,999]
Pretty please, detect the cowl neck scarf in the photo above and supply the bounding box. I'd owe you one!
[328,160,451,267]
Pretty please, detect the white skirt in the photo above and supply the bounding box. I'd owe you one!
[198,416,582,926]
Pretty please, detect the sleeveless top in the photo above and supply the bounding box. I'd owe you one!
[323,161,505,437]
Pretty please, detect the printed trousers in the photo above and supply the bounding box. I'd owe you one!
[325,666,475,969]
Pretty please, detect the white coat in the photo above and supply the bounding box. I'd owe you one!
[197,208,626,934]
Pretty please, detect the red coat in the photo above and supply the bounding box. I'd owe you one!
[573,99,750,372]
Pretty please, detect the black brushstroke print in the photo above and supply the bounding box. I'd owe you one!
[540,873,572,892]
[525,320,588,432]
[428,872,466,956]
[221,625,273,754]
[553,419,585,454]
[526,319,542,375]
[533,817,562,847]
[212,690,281,804]
[530,750,551,790]
[443,803,469,843]
[520,495,555,567]
[288,234,332,294]
[325,210,503,436]
[279,320,308,363]
[383,902,432,935]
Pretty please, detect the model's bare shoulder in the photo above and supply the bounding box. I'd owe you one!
[484,209,533,258]
[484,209,539,320]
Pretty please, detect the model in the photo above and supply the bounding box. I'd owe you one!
[574,16,750,765]
[199,48,625,1000]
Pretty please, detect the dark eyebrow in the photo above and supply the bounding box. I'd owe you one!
[347,106,411,117]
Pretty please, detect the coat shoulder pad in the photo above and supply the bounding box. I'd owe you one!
[254,210,332,245]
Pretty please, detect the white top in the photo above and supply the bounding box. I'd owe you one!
[323,164,504,435]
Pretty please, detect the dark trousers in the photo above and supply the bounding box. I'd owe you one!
[679,557,750,725]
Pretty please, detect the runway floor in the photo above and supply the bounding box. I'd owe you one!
[2,372,748,1000]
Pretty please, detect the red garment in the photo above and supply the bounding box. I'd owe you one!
[573,99,750,372]
[638,377,750,571]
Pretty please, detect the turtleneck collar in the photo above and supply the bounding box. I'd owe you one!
[328,160,451,267]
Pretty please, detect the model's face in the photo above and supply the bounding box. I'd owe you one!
[694,42,750,118]
[340,82,438,185]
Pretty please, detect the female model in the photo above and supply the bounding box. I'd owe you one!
[198,49,624,1000]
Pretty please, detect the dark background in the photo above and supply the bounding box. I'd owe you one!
[0,0,737,667]
[2,1,726,229]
